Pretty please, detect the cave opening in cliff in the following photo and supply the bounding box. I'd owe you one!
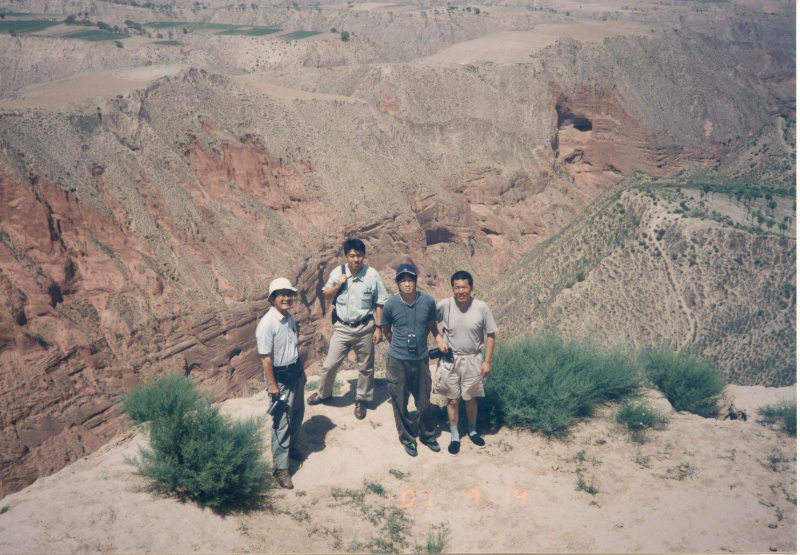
[48,284,64,308]
[556,104,593,132]
[425,228,457,246]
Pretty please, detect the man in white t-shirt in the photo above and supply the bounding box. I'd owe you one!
[255,277,306,489]
[433,271,497,456]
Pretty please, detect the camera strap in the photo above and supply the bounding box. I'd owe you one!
[331,265,347,324]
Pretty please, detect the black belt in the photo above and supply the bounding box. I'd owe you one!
[338,315,373,328]
[273,360,301,372]
[272,360,303,385]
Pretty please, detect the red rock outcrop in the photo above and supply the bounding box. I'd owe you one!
[550,83,729,190]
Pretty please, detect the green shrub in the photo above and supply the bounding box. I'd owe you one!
[617,400,668,430]
[758,402,797,436]
[617,400,668,443]
[121,374,270,508]
[640,345,725,417]
[482,333,639,436]
[121,372,200,425]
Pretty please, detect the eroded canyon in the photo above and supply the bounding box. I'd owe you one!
[0,0,795,498]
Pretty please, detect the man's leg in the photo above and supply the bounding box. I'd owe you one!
[410,359,436,444]
[386,355,416,445]
[288,376,305,446]
[465,397,478,423]
[462,354,486,448]
[271,381,292,472]
[352,322,376,402]
[314,326,350,400]
[447,398,460,435]
[433,358,461,444]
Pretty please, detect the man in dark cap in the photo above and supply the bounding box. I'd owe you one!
[380,263,444,457]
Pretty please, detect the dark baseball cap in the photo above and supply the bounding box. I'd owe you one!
[395,263,417,279]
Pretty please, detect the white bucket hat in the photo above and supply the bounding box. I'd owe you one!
[268,277,298,297]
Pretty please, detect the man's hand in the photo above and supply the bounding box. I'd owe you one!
[338,273,348,287]
[436,334,449,353]
[267,381,280,396]
[372,327,383,345]
[481,360,491,379]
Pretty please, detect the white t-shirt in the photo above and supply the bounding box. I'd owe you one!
[255,307,298,367]
[437,297,498,354]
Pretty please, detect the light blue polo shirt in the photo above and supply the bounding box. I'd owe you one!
[325,264,389,323]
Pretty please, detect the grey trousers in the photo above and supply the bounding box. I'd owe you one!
[386,354,436,445]
[270,375,305,471]
[316,319,375,402]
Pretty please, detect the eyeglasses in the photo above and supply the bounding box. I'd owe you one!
[274,292,296,299]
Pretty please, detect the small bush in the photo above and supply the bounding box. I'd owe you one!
[640,345,725,417]
[617,400,668,443]
[121,374,270,508]
[617,400,668,430]
[415,523,450,554]
[482,333,639,436]
[758,402,797,436]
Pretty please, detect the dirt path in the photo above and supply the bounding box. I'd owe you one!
[0,371,795,553]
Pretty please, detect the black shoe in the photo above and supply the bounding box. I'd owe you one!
[468,433,486,448]
[404,442,418,457]
[422,438,441,453]
[354,399,367,420]
[448,440,460,456]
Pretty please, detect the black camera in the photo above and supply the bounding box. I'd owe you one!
[407,333,417,355]
[429,348,454,363]
[267,390,289,416]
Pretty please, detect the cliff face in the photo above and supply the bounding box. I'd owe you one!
[0,14,793,496]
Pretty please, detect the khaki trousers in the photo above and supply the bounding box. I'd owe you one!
[316,319,375,402]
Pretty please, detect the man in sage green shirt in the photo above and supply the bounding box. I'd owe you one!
[307,238,389,419]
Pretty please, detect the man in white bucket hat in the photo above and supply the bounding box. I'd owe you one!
[256,277,305,489]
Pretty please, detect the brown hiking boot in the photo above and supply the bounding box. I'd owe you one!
[307,392,325,405]
[273,468,293,489]
[354,399,367,420]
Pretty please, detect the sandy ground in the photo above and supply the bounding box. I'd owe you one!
[0,65,189,110]
[0,370,795,554]
[235,76,367,104]
[419,22,666,66]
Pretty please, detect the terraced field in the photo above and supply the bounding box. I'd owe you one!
[0,19,61,34]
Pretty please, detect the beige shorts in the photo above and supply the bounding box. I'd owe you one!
[432,353,484,401]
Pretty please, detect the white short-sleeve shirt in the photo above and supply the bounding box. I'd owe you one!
[255,307,299,367]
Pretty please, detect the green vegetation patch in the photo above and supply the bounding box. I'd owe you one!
[617,400,668,443]
[65,29,130,41]
[640,345,725,417]
[121,373,270,509]
[144,21,186,28]
[244,27,282,36]
[215,26,281,35]
[280,30,322,40]
[482,333,639,436]
[154,40,182,45]
[0,19,61,33]
[758,401,797,436]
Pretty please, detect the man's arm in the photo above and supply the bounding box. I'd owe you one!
[372,305,384,345]
[323,272,347,302]
[429,319,448,352]
[481,332,496,378]
[261,354,279,396]
[382,324,393,345]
